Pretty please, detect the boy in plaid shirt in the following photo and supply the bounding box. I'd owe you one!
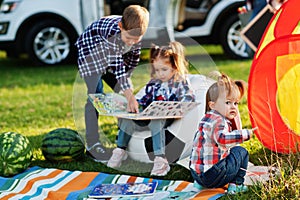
[189,72,257,194]
[75,5,149,162]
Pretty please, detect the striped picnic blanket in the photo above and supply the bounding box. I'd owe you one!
[0,166,225,200]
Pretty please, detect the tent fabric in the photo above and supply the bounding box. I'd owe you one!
[248,0,300,153]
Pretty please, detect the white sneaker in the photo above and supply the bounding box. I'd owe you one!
[150,156,170,176]
[107,148,128,168]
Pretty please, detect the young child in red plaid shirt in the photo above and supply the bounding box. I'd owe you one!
[189,72,257,194]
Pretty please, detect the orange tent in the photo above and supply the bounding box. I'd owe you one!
[248,0,300,153]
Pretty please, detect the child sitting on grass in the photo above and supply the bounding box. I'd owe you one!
[189,72,257,194]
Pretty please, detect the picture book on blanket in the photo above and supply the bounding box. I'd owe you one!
[89,93,199,120]
[88,182,158,198]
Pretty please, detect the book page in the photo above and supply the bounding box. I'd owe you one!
[89,93,199,120]
[89,93,128,115]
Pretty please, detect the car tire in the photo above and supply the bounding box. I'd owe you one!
[25,20,77,65]
[219,14,250,59]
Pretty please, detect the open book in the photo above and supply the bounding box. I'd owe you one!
[88,182,158,198]
[89,93,199,120]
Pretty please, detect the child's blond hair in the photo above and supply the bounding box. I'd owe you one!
[206,72,247,112]
[149,41,188,81]
[121,5,149,36]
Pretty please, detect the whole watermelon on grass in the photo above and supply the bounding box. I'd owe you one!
[0,132,33,177]
[42,128,85,162]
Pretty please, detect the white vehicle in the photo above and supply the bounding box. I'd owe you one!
[0,0,106,65]
[176,0,249,59]
[0,0,248,65]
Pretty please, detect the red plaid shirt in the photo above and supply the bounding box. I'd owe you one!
[190,110,251,174]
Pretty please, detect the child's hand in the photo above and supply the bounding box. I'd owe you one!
[123,89,139,113]
[127,97,139,113]
[251,127,258,131]
[250,127,258,138]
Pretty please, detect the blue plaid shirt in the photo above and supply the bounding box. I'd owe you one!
[138,76,195,109]
[75,16,141,91]
[190,110,251,175]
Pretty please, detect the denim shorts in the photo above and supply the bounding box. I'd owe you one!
[191,146,249,188]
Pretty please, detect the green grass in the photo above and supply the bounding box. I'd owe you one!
[0,45,299,199]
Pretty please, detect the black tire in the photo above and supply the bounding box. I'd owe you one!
[5,48,19,58]
[25,20,77,66]
[219,14,251,59]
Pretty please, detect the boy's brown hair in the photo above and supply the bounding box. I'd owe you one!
[121,5,149,36]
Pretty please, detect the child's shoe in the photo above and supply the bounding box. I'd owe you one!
[227,183,248,194]
[107,148,127,168]
[86,142,112,162]
[150,156,170,176]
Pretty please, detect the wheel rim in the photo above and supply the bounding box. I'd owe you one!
[227,20,249,58]
[33,27,70,64]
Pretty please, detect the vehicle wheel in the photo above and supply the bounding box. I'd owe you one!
[219,14,251,59]
[5,48,19,58]
[25,20,77,65]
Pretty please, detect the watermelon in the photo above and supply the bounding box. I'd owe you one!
[0,132,33,177]
[41,128,85,162]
